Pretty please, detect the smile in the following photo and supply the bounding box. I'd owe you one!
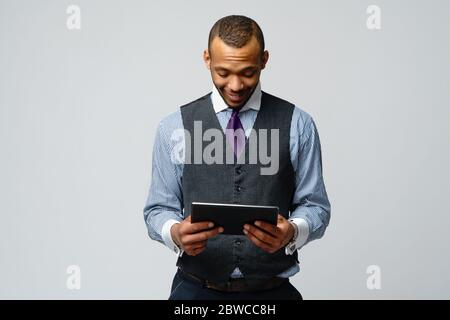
[228,92,245,102]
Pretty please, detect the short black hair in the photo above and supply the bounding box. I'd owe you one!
[208,15,265,57]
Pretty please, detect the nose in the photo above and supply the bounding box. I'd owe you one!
[227,76,244,92]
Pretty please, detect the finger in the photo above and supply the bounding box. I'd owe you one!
[187,241,206,253]
[191,246,206,256]
[187,247,202,256]
[185,241,206,251]
[244,224,276,245]
[186,247,205,256]
[186,221,215,234]
[244,229,274,253]
[183,227,223,245]
[254,220,280,237]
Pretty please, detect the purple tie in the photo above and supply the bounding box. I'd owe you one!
[225,108,246,159]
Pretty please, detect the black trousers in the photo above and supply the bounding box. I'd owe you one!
[168,269,303,300]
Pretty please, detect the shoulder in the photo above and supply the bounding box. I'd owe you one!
[289,104,317,145]
[157,109,183,141]
[292,106,313,129]
[262,91,295,110]
[176,92,213,122]
[180,92,211,109]
[261,91,315,135]
[157,92,211,139]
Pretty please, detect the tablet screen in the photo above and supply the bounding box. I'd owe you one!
[191,202,279,235]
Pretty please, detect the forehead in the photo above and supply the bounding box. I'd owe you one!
[209,36,261,66]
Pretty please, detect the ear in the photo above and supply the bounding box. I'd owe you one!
[203,49,211,70]
[261,50,269,70]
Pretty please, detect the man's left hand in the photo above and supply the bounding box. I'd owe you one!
[243,214,294,254]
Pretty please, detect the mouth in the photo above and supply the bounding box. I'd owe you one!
[227,92,246,103]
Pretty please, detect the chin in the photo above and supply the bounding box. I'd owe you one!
[227,100,244,108]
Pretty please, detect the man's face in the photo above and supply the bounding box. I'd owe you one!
[204,36,269,108]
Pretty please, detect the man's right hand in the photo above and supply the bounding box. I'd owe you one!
[170,215,223,256]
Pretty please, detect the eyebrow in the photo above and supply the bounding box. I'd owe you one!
[214,66,257,73]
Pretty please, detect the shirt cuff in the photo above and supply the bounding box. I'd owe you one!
[285,218,310,255]
[161,219,183,256]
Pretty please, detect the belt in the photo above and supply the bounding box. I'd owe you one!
[178,268,288,293]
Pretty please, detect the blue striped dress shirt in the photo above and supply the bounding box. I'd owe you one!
[143,82,331,278]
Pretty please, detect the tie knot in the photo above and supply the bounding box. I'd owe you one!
[231,108,241,117]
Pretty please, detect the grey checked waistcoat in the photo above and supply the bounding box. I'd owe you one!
[177,91,298,284]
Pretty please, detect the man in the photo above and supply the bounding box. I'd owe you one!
[144,15,331,300]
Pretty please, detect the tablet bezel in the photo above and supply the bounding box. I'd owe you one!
[190,202,279,235]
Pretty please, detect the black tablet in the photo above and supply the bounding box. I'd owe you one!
[191,202,279,235]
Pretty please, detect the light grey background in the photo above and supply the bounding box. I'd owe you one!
[1,0,449,299]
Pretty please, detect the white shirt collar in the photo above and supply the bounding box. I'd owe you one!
[211,82,262,114]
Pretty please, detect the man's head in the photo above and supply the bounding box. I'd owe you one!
[204,15,269,108]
